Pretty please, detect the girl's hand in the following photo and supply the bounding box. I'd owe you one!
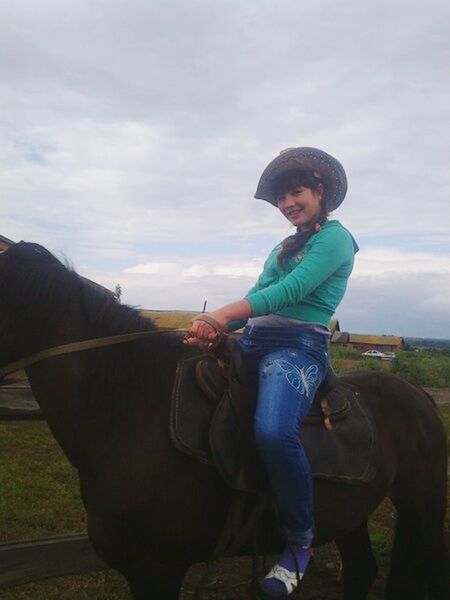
[184,312,226,347]
[183,300,251,347]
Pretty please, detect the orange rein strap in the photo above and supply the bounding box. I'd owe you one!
[0,328,184,382]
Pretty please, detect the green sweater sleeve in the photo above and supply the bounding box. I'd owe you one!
[226,245,281,331]
[246,227,354,317]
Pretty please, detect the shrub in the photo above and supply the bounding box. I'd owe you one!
[354,358,385,372]
[391,352,450,387]
[329,345,361,360]
[331,356,385,374]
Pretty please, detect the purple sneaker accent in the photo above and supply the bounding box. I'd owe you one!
[259,545,312,598]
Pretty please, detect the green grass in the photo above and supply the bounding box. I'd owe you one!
[330,346,450,387]
[0,572,129,600]
[391,351,450,387]
[0,420,129,598]
[0,421,85,542]
[332,357,388,374]
[328,346,362,360]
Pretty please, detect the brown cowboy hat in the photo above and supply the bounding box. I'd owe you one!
[254,147,347,210]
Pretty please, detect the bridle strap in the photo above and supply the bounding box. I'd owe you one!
[0,328,184,381]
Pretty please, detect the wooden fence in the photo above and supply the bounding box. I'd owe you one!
[0,378,42,420]
[0,534,107,589]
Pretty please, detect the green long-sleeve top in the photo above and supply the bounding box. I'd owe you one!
[231,220,358,329]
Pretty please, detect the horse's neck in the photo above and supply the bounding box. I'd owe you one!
[26,358,90,463]
[25,314,159,469]
[27,324,181,473]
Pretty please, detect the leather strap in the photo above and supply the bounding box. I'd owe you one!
[0,329,182,382]
[191,314,223,333]
[213,492,271,558]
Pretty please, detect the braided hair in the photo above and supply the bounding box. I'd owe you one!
[272,169,329,269]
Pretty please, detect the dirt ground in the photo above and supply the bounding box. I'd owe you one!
[180,548,387,599]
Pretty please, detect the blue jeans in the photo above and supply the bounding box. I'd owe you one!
[238,325,329,546]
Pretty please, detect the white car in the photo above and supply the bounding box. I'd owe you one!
[361,350,386,359]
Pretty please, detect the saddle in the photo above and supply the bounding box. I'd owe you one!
[170,336,378,493]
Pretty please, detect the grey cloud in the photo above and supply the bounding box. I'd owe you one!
[338,272,450,338]
[1,0,450,336]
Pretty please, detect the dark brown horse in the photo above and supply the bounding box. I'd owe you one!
[0,242,448,599]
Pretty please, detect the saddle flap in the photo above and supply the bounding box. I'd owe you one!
[170,354,215,464]
[210,382,266,493]
[299,388,378,483]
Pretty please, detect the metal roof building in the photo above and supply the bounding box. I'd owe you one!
[0,235,14,252]
[335,333,405,352]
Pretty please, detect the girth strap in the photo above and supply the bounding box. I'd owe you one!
[213,491,272,559]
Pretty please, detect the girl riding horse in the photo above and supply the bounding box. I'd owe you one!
[186,146,359,598]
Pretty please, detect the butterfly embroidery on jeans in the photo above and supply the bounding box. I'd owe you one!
[273,360,319,399]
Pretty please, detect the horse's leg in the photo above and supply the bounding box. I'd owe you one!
[87,511,188,600]
[386,503,426,599]
[335,520,378,600]
[387,496,449,600]
[126,554,188,600]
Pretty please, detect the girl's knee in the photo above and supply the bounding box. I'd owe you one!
[254,419,276,448]
[254,419,298,453]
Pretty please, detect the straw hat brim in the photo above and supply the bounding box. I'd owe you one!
[254,147,347,210]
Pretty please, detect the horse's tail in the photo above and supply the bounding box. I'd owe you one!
[388,384,448,599]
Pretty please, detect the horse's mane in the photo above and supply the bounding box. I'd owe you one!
[0,241,156,339]
[1,242,186,415]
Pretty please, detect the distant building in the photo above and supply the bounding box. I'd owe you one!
[0,235,14,252]
[331,330,349,344]
[329,319,340,336]
[332,332,404,352]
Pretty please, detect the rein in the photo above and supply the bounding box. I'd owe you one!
[0,328,185,383]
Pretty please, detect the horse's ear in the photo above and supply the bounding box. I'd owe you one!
[9,242,62,266]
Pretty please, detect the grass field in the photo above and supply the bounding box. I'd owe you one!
[1,399,448,599]
[329,346,450,387]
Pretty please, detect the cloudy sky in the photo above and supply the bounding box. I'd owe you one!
[1,0,449,338]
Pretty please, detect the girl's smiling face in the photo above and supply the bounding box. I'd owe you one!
[277,184,324,230]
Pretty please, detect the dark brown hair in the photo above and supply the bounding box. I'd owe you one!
[272,169,329,269]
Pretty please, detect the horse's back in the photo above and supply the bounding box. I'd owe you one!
[340,370,447,482]
[340,369,441,418]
